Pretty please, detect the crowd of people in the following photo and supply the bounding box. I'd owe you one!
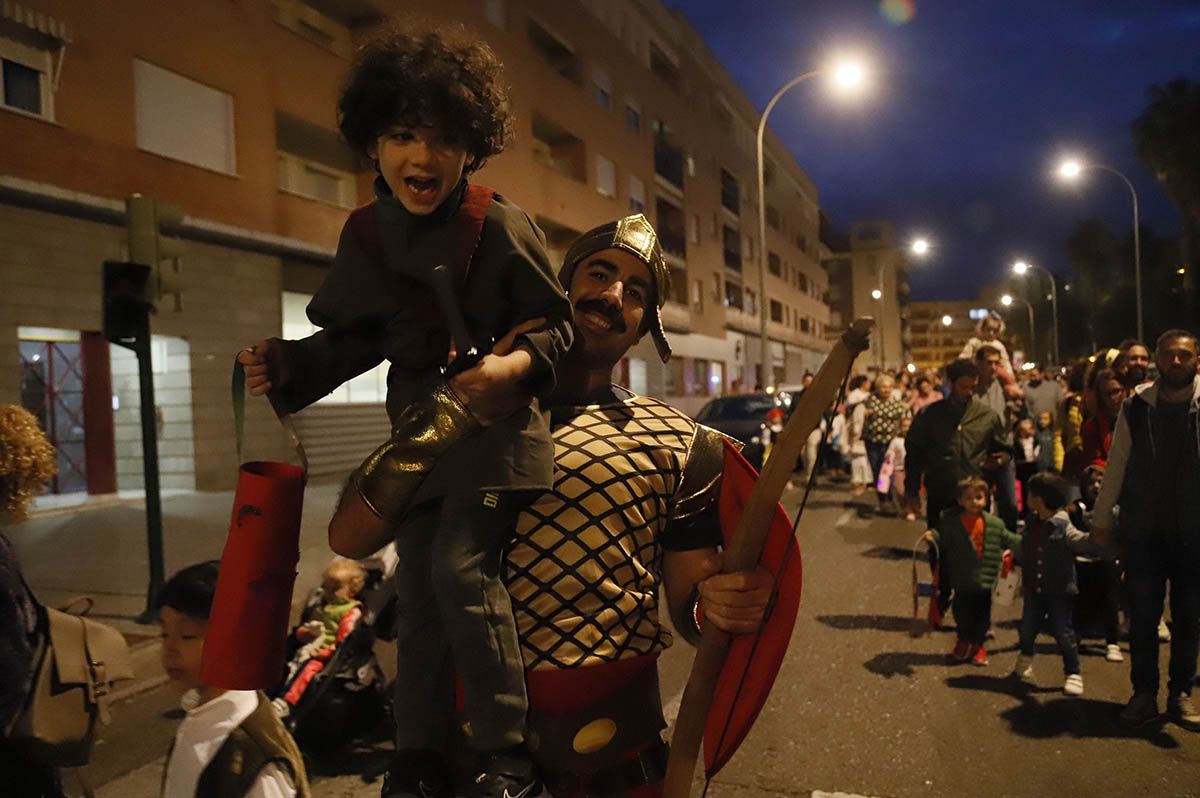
[794,314,1200,729]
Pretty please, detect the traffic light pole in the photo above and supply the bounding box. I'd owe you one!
[132,317,166,623]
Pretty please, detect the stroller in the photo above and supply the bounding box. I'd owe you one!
[271,548,397,750]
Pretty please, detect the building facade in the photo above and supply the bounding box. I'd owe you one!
[821,220,911,373]
[907,300,982,373]
[1,0,831,493]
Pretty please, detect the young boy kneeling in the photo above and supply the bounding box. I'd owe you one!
[925,476,1021,666]
[159,561,310,798]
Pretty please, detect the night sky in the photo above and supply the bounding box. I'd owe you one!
[668,0,1200,300]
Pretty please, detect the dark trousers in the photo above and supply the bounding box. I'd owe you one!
[1124,540,1200,698]
[953,590,992,645]
[1019,592,1081,675]
[866,440,889,503]
[927,494,955,612]
[1074,560,1121,645]
[391,492,528,751]
[984,460,1019,531]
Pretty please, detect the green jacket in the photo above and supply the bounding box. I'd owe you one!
[930,509,1021,592]
[904,396,1009,505]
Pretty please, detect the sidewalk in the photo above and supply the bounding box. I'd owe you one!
[11,481,346,699]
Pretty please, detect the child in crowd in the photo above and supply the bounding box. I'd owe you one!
[1013,417,1040,512]
[237,26,575,797]
[1013,473,1098,695]
[159,561,309,798]
[924,477,1021,666]
[275,560,367,718]
[958,313,1020,397]
[1068,465,1124,663]
[1034,410,1057,473]
[879,416,913,520]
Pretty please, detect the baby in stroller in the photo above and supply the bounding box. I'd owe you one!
[272,556,391,749]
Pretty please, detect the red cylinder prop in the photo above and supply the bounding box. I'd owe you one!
[201,459,305,689]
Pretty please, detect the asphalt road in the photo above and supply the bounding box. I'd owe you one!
[16,482,1200,797]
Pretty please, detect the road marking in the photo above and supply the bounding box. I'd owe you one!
[812,792,884,798]
[835,509,855,527]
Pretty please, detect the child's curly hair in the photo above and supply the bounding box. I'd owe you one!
[0,405,57,523]
[338,24,512,173]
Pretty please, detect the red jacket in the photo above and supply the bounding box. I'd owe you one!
[1080,410,1115,467]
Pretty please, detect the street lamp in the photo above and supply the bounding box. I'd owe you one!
[756,57,870,388]
[941,314,953,326]
[871,287,886,370]
[1012,260,1059,365]
[1001,293,1035,361]
[1057,157,1143,342]
[910,237,930,256]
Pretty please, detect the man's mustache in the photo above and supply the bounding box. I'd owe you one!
[574,298,627,333]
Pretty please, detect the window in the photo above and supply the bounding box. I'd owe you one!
[485,0,508,28]
[528,19,581,84]
[690,359,711,397]
[284,292,387,403]
[768,252,782,276]
[655,197,686,258]
[766,205,781,230]
[691,278,704,312]
[592,66,612,110]
[800,316,811,333]
[724,280,743,310]
[664,356,685,396]
[653,121,684,188]
[625,101,642,133]
[745,288,757,316]
[531,113,585,182]
[687,213,700,244]
[273,0,353,58]
[797,271,809,292]
[134,59,236,174]
[648,40,680,91]
[277,152,356,208]
[722,225,741,270]
[1,33,57,119]
[720,168,740,214]
[595,154,616,198]
[628,175,645,213]
[770,299,783,323]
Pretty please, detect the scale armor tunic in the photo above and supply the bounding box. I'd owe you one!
[504,386,728,670]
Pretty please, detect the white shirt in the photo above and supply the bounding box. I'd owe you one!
[163,689,296,798]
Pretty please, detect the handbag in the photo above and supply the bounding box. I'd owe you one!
[6,594,134,767]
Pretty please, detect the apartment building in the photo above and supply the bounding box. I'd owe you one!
[821,220,911,373]
[907,300,984,373]
[1,0,830,493]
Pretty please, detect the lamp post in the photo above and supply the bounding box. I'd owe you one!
[756,60,867,389]
[871,286,885,370]
[1012,260,1059,365]
[1001,294,1035,364]
[1057,159,1143,342]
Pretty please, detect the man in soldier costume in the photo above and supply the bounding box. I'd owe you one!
[332,214,775,798]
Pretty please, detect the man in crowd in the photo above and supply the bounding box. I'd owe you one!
[328,215,780,797]
[973,345,1019,530]
[1093,329,1200,730]
[1116,338,1154,390]
[904,357,1009,619]
[1023,365,1063,427]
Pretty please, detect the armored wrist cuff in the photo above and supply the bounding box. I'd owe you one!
[352,381,480,521]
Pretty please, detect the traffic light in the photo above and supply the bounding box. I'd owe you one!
[102,260,152,346]
[126,194,185,311]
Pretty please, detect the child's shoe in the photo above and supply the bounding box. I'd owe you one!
[1011,655,1034,681]
[949,640,971,661]
[1105,643,1125,663]
[1063,674,1084,696]
[468,748,547,798]
[970,645,989,666]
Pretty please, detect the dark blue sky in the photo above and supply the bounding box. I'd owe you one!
[668,0,1200,300]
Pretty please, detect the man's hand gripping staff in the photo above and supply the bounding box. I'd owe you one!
[663,318,873,798]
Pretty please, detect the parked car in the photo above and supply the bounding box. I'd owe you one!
[694,392,780,469]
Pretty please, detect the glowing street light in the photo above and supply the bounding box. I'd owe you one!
[1012,260,1059,365]
[871,288,883,300]
[910,237,930,256]
[755,55,872,388]
[941,314,953,326]
[1000,294,1035,358]
[1056,155,1143,341]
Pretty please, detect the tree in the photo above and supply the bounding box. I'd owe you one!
[1132,78,1200,308]
[1065,218,1118,353]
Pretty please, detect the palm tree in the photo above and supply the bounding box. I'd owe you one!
[1132,78,1200,304]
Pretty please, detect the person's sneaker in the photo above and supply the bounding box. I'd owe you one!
[1105,644,1125,663]
[1063,674,1084,697]
[467,749,546,798]
[1011,655,1035,681]
[1158,618,1171,642]
[381,749,454,798]
[970,645,989,667]
[1119,692,1160,727]
[949,640,971,661]
[1166,693,1200,731]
